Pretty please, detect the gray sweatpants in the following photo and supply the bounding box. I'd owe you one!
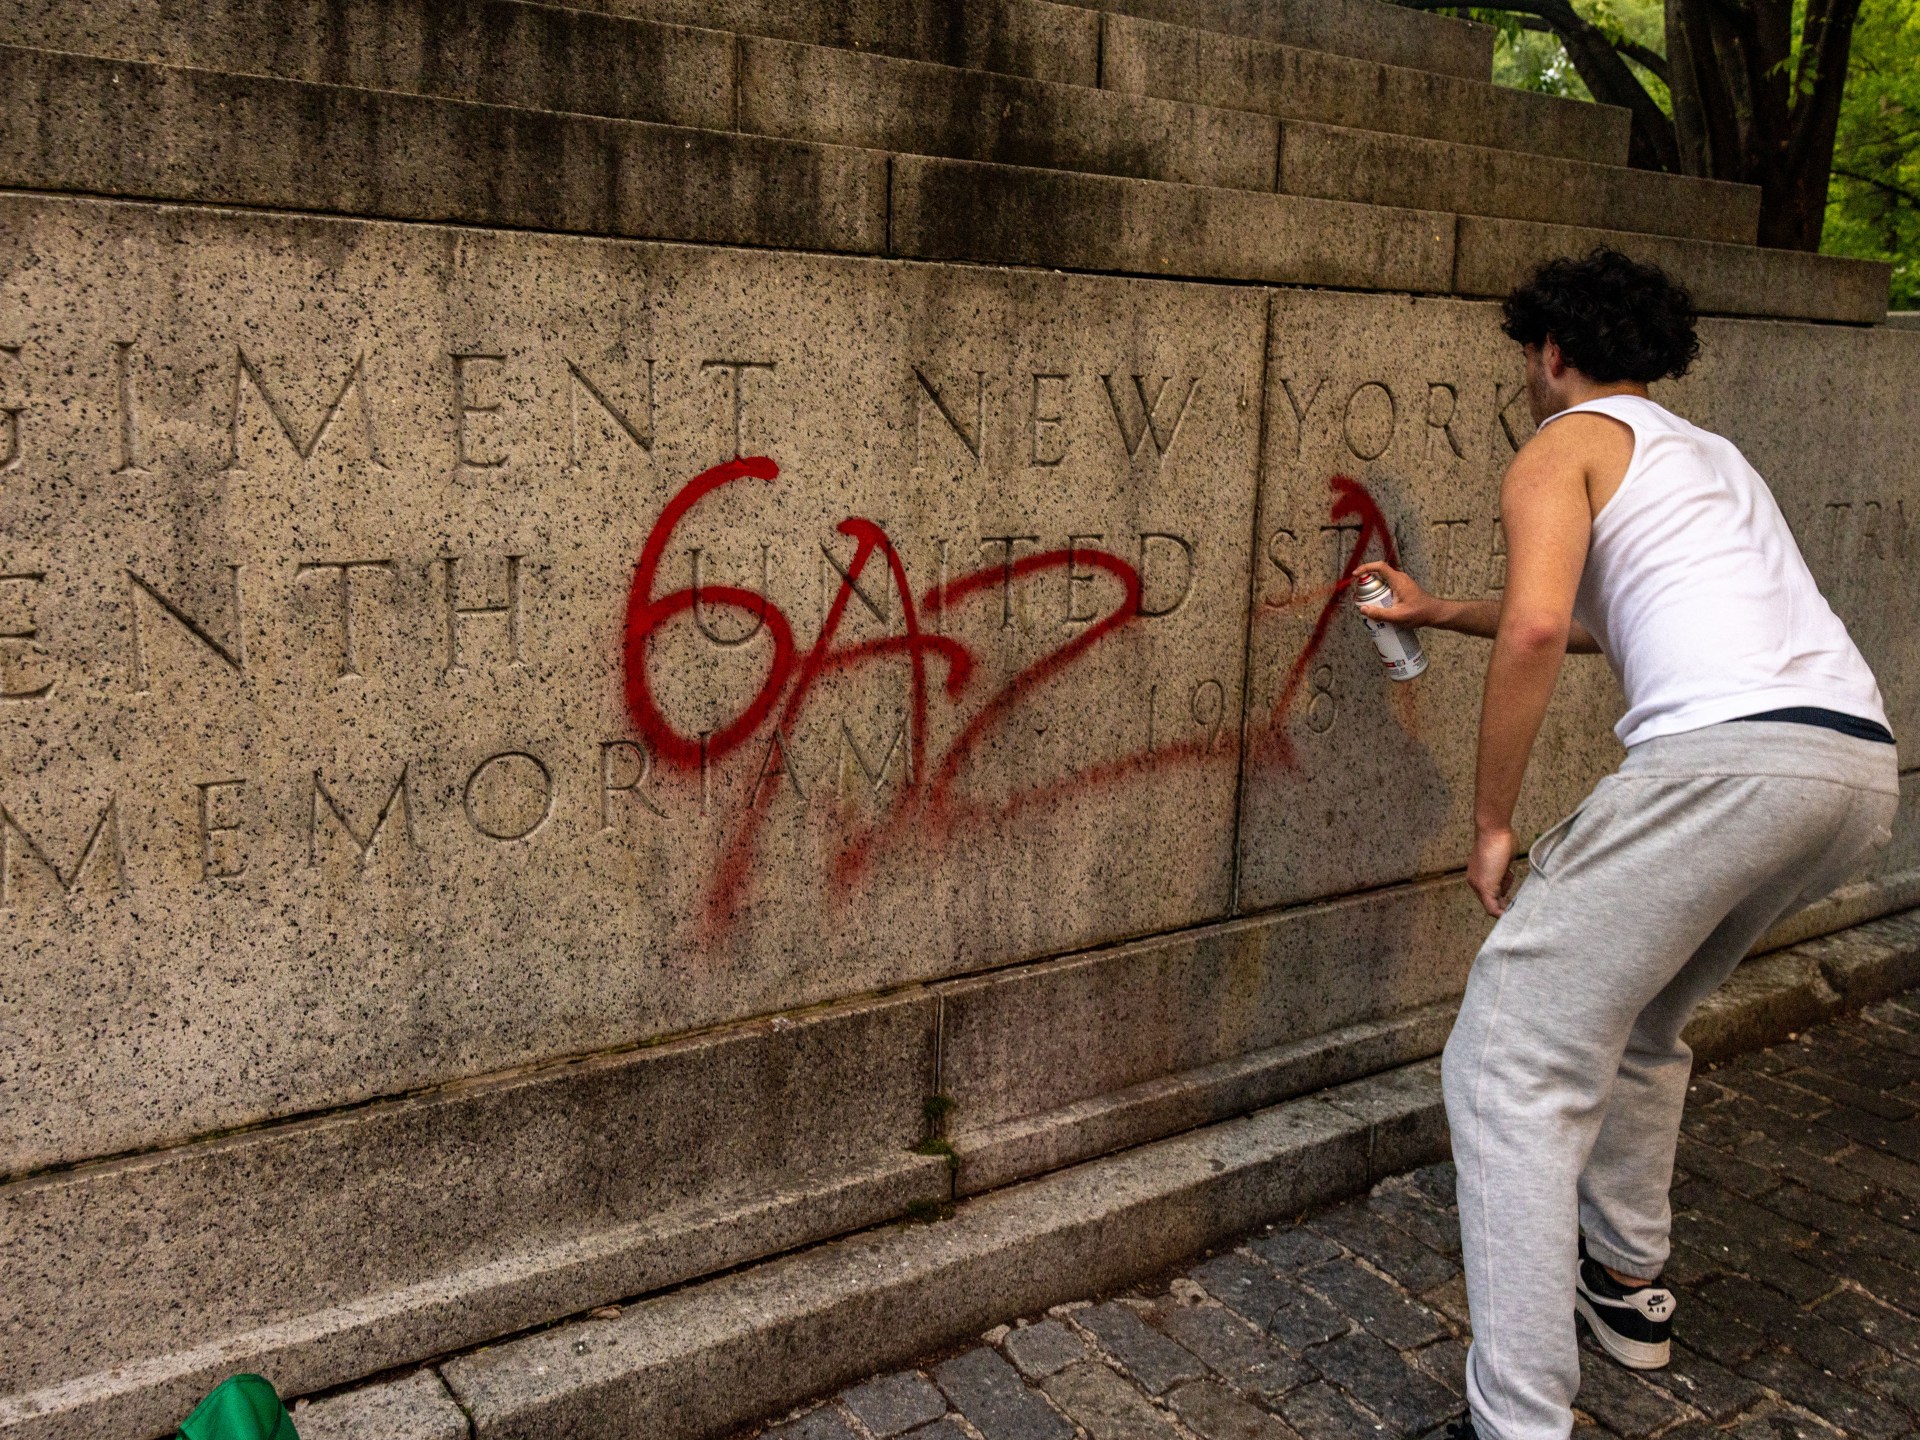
[1445,720,1900,1440]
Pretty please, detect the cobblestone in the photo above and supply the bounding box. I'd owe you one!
[841,1373,951,1438]
[1003,1321,1090,1380]
[1073,1304,1206,1395]
[745,989,1920,1440]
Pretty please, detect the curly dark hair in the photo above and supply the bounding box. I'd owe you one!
[1500,248,1700,383]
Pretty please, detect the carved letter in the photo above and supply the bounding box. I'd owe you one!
[1341,381,1396,461]
[126,566,246,692]
[567,356,654,464]
[0,796,123,905]
[309,767,413,868]
[600,740,666,826]
[1136,533,1196,618]
[1102,374,1198,464]
[453,352,507,469]
[296,559,395,677]
[820,539,890,625]
[840,717,908,795]
[914,366,985,468]
[1494,382,1532,452]
[690,544,772,646]
[1277,377,1326,457]
[463,751,554,841]
[113,341,147,474]
[1425,382,1466,459]
[1065,533,1106,624]
[754,727,805,803]
[1262,529,1299,607]
[0,572,55,700]
[1029,374,1069,467]
[226,349,383,469]
[0,343,23,473]
[702,359,776,459]
[194,778,249,880]
[979,535,1041,628]
[1488,516,1508,593]
[1428,519,1471,592]
[440,555,524,674]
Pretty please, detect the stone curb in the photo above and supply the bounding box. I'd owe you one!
[178,905,1920,1440]
[1687,906,1920,1063]
[437,1062,1446,1440]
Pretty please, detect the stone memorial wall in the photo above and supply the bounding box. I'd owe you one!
[0,1,1915,1436]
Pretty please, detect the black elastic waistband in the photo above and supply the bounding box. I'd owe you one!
[1731,706,1896,744]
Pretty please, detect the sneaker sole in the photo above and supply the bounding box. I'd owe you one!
[1574,1291,1671,1370]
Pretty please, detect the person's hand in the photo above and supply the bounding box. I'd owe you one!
[1468,825,1518,916]
[1353,561,1452,629]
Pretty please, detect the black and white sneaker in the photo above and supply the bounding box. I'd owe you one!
[1574,1236,1673,1369]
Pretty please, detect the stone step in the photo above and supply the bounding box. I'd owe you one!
[1455,214,1890,324]
[736,36,1278,191]
[0,0,1581,206]
[1059,0,1494,81]
[529,0,1102,81]
[1099,10,1631,168]
[0,45,1884,325]
[1279,121,1761,247]
[0,43,890,253]
[891,157,1887,323]
[0,0,1751,248]
[0,0,1107,90]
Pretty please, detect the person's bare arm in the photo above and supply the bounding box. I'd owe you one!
[1466,421,1597,915]
[1353,562,1602,653]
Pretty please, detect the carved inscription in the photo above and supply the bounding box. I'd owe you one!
[227,349,384,469]
[0,796,123,904]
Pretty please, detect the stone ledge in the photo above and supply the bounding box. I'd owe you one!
[290,1371,468,1440]
[1687,906,1920,1063]
[1097,10,1630,167]
[1278,121,1760,246]
[888,154,1457,291]
[0,44,889,254]
[438,1087,1395,1440]
[1080,0,1495,82]
[949,1003,1457,1194]
[737,35,1279,190]
[1455,215,1892,325]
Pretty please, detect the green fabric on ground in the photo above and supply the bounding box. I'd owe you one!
[178,1374,298,1440]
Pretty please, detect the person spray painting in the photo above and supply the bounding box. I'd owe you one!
[1354,248,1899,1440]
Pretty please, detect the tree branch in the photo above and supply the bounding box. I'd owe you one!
[1833,166,1920,209]
[1398,0,1680,168]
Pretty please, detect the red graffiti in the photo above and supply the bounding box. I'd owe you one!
[624,459,1399,933]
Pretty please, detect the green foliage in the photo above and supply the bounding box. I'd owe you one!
[1823,0,1920,306]
[1449,0,1917,306]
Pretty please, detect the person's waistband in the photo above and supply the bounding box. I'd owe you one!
[1731,706,1894,744]
[1621,713,1901,791]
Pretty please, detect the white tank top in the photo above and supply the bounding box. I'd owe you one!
[1546,395,1888,748]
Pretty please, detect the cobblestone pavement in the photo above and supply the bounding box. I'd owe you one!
[747,993,1920,1440]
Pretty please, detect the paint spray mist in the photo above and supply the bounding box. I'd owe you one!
[1351,572,1428,682]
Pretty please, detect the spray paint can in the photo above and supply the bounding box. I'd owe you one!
[1351,572,1428,682]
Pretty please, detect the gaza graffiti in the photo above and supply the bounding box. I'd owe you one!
[624,457,1400,932]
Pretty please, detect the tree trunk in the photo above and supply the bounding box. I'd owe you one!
[1406,0,1864,251]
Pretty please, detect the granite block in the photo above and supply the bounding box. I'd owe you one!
[737,37,1277,190]
[888,155,1456,291]
[1099,13,1629,166]
[1082,0,1493,80]
[1277,121,1760,245]
[1455,215,1891,324]
[0,0,737,131]
[0,45,887,254]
